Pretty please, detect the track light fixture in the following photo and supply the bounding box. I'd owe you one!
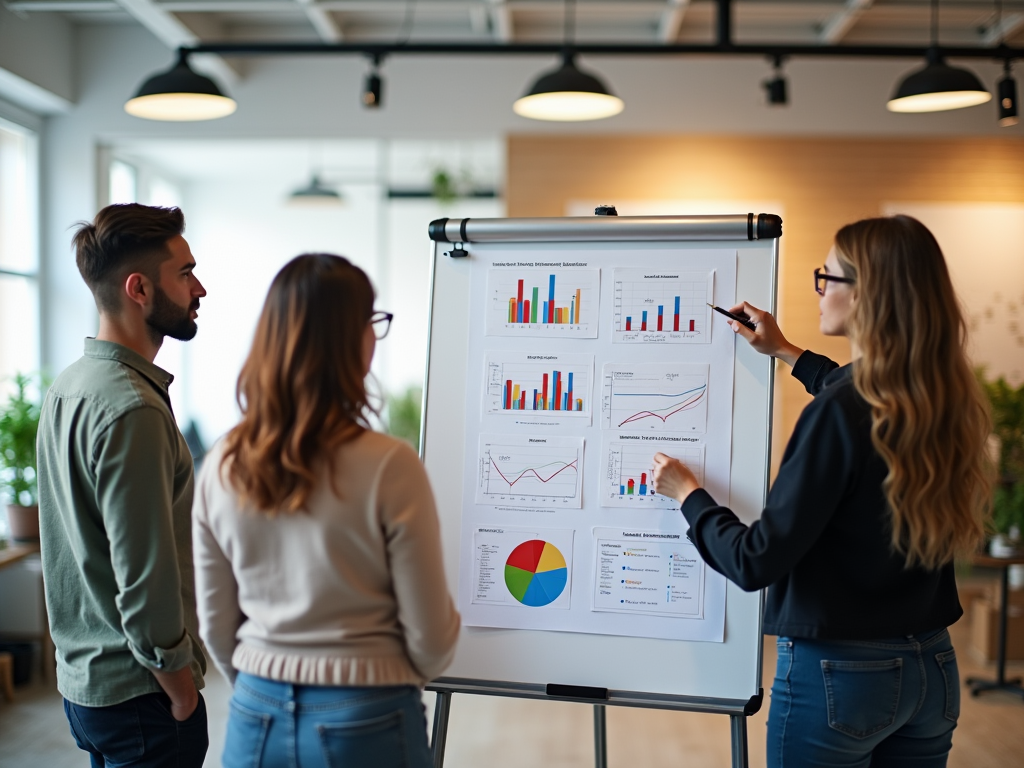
[998,60,1019,126]
[124,50,236,121]
[363,54,384,109]
[762,56,788,106]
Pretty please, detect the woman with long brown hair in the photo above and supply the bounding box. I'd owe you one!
[193,253,459,768]
[653,216,991,767]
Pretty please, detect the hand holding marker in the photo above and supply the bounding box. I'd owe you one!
[707,303,757,331]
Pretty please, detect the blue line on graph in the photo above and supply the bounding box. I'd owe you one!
[613,385,706,398]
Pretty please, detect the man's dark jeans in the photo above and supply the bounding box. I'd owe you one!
[64,691,208,768]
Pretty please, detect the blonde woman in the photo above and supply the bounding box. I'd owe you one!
[654,216,991,768]
[193,254,459,768]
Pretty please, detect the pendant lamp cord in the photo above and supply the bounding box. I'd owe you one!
[564,0,576,49]
[930,0,939,47]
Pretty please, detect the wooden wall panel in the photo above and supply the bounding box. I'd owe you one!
[507,134,1024,470]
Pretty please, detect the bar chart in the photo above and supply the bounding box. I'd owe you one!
[601,437,705,509]
[486,353,593,419]
[476,434,585,508]
[612,269,714,344]
[601,363,709,433]
[486,268,600,338]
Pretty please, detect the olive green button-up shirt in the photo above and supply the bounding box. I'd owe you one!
[37,338,206,707]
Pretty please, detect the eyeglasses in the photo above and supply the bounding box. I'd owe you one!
[370,311,394,339]
[814,267,855,296]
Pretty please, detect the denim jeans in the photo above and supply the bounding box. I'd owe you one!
[224,672,432,768]
[64,691,209,768]
[767,628,959,768]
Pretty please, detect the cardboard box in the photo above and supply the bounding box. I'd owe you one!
[970,597,1024,662]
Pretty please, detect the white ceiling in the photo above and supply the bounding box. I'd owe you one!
[7,0,1024,48]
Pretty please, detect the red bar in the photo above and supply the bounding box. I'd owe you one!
[673,314,680,331]
[554,371,562,411]
[625,319,632,331]
[505,380,512,410]
[627,479,635,493]
[641,472,647,485]
[520,391,526,410]
[689,319,695,332]
[516,279,524,320]
[522,299,530,323]
[657,315,663,331]
[567,387,573,410]
[542,373,549,410]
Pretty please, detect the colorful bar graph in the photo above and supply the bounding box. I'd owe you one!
[504,274,583,326]
[620,471,651,496]
[502,369,585,412]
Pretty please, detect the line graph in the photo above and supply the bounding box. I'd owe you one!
[602,363,709,433]
[476,434,584,508]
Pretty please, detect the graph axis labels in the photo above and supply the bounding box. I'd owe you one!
[476,434,585,508]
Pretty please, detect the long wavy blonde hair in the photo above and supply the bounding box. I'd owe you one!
[834,216,992,569]
[221,253,376,514]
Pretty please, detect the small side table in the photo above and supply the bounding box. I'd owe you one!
[966,553,1024,701]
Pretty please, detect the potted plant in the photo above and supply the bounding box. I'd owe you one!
[0,374,42,542]
[979,374,1024,556]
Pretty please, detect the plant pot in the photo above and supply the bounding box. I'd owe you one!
[5,505,39,542]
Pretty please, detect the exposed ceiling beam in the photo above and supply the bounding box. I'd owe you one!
[818,0,873,44]
[983,13,1024,45]
[114,0,240,83]
[487,0,513,42]
[658,0,689,44]
[295,0,343,41]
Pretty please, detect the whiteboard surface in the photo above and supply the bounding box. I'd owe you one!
[422,235,776,703]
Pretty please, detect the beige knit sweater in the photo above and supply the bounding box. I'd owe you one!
[192,431,460,687]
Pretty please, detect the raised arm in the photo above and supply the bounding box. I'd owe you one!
[726,301,804,367]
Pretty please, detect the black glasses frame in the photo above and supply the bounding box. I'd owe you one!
[370,311,394,339]
[813,267,855,296]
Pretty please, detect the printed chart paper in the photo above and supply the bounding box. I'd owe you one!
[612,269,714,344]
[486,267,601,338]
[471,527,575,611]
[475,434,584,509]
[600,433,705,509]
[485,351,594,425]
[593,528,705,618]
[601,362,708,432]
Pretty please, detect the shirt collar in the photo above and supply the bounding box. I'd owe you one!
[83,338,175,393]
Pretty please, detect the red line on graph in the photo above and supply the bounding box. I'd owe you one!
[617,390,707,428]
[489,459,579,488]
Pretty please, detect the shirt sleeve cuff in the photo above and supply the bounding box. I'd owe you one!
[680,488,720,537]
[128,630,193,674]
[791,350,835,394]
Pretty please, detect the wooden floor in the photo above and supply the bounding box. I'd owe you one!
[1,618,1021,767]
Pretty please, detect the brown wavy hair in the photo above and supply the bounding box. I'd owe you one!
[221,253,376,514]
[834,216,992,569]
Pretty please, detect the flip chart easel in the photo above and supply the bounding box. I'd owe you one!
[420,213,782,768]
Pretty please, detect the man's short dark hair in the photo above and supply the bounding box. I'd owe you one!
[72,204,185,313]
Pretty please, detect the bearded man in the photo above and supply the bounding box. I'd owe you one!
[37,203,209,767]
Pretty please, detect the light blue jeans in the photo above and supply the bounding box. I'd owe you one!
[223,673,432,768]
[767,628,959,768]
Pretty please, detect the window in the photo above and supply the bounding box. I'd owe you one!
[0,118,40,396]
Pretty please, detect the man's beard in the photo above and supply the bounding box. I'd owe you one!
[147,283,199,342]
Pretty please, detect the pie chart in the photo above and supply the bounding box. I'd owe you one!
[504,539,568,607]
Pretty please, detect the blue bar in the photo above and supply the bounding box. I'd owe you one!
[674,296,680,315]
[658,305,663,318]
[533,389,538,410]
[516,301,523,323]
[642,310,648,327]
[640,484,648,495]
[542,301,548,323]
[568,371,573,397]
[619,485,625,495]
[548,274,556,321]
[570,298,575,323]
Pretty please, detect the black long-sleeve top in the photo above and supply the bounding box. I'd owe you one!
[680,351,963,639]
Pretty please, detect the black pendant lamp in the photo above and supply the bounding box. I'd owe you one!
[887,0,990,113]
[125,50,237,122]
[288,174,343,206]
[513,53,624,121]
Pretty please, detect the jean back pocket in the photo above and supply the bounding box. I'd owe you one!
[821,658,902,739]
[318,709,407,768]
[934,648,960,722]
[222,699,272,768]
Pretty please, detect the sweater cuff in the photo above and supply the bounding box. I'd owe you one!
[791,350,832,393]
